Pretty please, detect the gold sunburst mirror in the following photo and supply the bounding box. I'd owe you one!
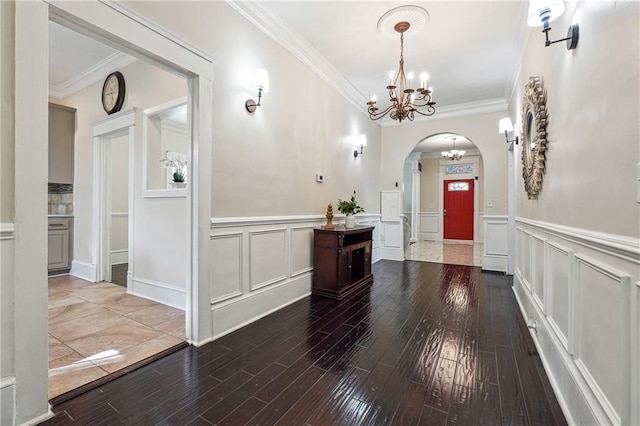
[521,76,548,199]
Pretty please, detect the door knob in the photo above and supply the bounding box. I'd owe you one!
[443,209,447,216]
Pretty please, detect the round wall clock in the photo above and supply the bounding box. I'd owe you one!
[102,71,126,115]
[521,76,548,199]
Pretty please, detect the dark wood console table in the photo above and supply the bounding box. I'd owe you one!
[312,225,374,300]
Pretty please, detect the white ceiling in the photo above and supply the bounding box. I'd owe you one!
[48,1,530,154]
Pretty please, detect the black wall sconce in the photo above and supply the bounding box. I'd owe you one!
[499,117,519,144]
[245,69,269,113]
[528,0,578,50]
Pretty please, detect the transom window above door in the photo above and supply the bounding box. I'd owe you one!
[448,182,470,191]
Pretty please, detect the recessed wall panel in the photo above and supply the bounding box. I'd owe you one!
[210,233,242,303]
[547,243,570,345]
[291,227,313,276]
[576,256,627,421]
[250,229,286,290]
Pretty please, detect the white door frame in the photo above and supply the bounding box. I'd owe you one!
[91,109,136,286]
[15,1,214,420]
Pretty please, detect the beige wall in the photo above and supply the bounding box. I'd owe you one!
[420,157,440,211]
[122,1,382,217]
[382,111,508,215]
[0,1,14,222]
[512,1,639,237]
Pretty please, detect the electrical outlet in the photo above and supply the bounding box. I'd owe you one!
[316,173,324,183]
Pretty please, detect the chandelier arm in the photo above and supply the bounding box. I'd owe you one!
[368,104,396,120]
[412,106,436,117]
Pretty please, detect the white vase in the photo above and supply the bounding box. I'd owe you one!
[345,214,356,228]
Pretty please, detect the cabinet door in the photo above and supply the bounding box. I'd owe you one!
[364,241,372,276]
[337,249,350,287]
[48,230,70,270]
[49,103,76,184]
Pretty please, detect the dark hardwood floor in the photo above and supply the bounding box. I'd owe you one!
[111,263,128,287]
[42,260,566,425]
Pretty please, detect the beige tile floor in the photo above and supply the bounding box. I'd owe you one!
[48,276,185,399]
[405,240,483,267]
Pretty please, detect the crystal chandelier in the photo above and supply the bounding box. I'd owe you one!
[441,137,465,161]
[366,21,436,122]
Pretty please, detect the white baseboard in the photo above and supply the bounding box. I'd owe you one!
[130,277,186,310]
[211,273,311,339]
[381,246,405,261]
[70,260,98,282]
[482,253,508,273]
[110,249,128,265]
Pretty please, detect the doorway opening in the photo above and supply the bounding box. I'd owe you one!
[402,132,483,266]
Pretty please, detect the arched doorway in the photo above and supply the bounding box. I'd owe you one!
[402,132,484,266]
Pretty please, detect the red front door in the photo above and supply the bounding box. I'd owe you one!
[443,179,474,240]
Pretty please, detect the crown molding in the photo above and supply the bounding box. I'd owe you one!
[226,0,368,115]
[49,52,137,100]
[378,98,508,128]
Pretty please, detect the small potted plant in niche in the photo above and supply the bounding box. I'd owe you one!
[337,190,364,228]
[160,155,187,188]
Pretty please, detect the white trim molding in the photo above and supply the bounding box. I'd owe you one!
[514,217,640,426]
[0,223,14,240]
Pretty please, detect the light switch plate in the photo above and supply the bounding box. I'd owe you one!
[316,173,324,183]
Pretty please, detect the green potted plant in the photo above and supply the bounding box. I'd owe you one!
[160,156,187,188]
[337,190,364,228]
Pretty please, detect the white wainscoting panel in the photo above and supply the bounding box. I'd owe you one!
[210,233,243,304]
[209,215,383,338]
[514,217,640,426]
[546,242,572,351]
[531,235,546,311]
[290,226,314,277]
[419,211,439,241]
[482,215,508,272]
[574,255,629,424]
[0,226,15,426]
[249,228,287,290]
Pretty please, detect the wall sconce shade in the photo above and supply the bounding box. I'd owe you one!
[245,68,270,113]
[527,0,578,50]
[354,134,367,158]
[499,117,519,144]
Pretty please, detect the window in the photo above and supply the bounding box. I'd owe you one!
[448,182,469,191]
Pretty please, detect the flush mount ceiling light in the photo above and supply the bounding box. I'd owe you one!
[528,0,579,50]
[366,6,436,123]
[441,137,465,161]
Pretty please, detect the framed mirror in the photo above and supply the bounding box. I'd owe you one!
[143,97,189,198]
[521,76,548,199]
